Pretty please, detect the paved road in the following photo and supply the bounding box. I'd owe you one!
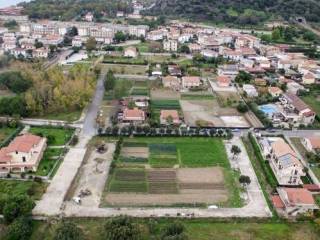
[82,72,106,135]
[33,72,106,216]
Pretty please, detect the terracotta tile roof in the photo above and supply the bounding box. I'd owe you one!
[284,188,315,205]
[303,184,320,192]
[284,93,312,112]
[217,75,231,84]
[123,108,145,120]
[182,76,200,84]
[272,195,285,208]
[0,134,42,163]
[268,86,283,94]
[308,137,320,149]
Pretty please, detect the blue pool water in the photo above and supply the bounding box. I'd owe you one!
[259,104,278,117]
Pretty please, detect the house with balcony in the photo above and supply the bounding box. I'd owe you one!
[259,137,305,186]
[0,134,47,173]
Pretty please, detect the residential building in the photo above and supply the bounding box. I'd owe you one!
[216,75,231,87]
[181,76,201,89]
[0,134,47,173]
[33,47,50,58]
[302,72,316,85]
[302,137,320,153]
[162,76,180,90]
[268,87,283,98]
[160,110,180,125]
[243,84,258,97]
[188,43,201,53]
[122,108,145,123]
[260,138,305,185]
[281,93,315,125]
[163,39,178,52]
[168,65,182,76]
[217,64,239,78]
[273,188,318,216]
[124,47,138,58]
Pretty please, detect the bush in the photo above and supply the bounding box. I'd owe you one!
[5,217,32,240]
[54,221,84,240]
[103,215,141,240]
[3,195,34,223]
[161,222,188,240]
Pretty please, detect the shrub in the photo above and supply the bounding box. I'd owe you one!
[5,217,32,240]
[54,221,83,240]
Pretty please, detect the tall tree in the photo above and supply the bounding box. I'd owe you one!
[103,215,141,240]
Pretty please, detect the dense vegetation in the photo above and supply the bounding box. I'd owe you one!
[21,0,133,20]
[0,64,97,118]
[146,0,320,24]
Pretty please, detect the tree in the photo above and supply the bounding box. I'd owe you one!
[54,221,84,240]
[34,41,43,49]
[178,44,190,54]
[271,28,281,41]
[239,175,251,186]
[3,195,34,223]
[161,222,188,240]
[103,215,141,240]
[237,102,249,113]
[114,31,126,43]
[235,71,252,84]
[5,217,32,240]
[104,70,116,91]
[86,37,97,52]
[231,145,241,159]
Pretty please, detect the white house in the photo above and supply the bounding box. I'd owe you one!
[243,84,258,97]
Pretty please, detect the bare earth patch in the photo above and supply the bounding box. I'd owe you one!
[177,167,224,184]
[121,147,149,158]
[105,190,228,206]
[151,89,180,100]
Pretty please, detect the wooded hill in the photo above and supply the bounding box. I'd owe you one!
[145,0,320,24]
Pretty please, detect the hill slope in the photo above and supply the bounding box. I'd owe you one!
[145,0,320,24]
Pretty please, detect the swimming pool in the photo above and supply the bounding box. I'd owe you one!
[259,104,278,117]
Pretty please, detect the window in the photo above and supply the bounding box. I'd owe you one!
[22,156,26,162]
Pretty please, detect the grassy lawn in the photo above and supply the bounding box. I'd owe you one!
[36,110,82,122]
[30,218,320,240]
[301,91,320,117]
[101,63,147,75]
[0,180,47,201]
[124,137,229,168]
[0,126,18,144]
[35,148,64,176]
[29,127,74,146]
[131,87,149,96]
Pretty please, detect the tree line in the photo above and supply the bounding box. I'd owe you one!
[0,64,97,118]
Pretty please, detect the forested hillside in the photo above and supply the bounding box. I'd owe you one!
[20,0,133,20]
[145,0,320,24]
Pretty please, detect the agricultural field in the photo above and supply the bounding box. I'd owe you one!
[103,137,241,207]
[130,81,150,97]
[101,63,147,75]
